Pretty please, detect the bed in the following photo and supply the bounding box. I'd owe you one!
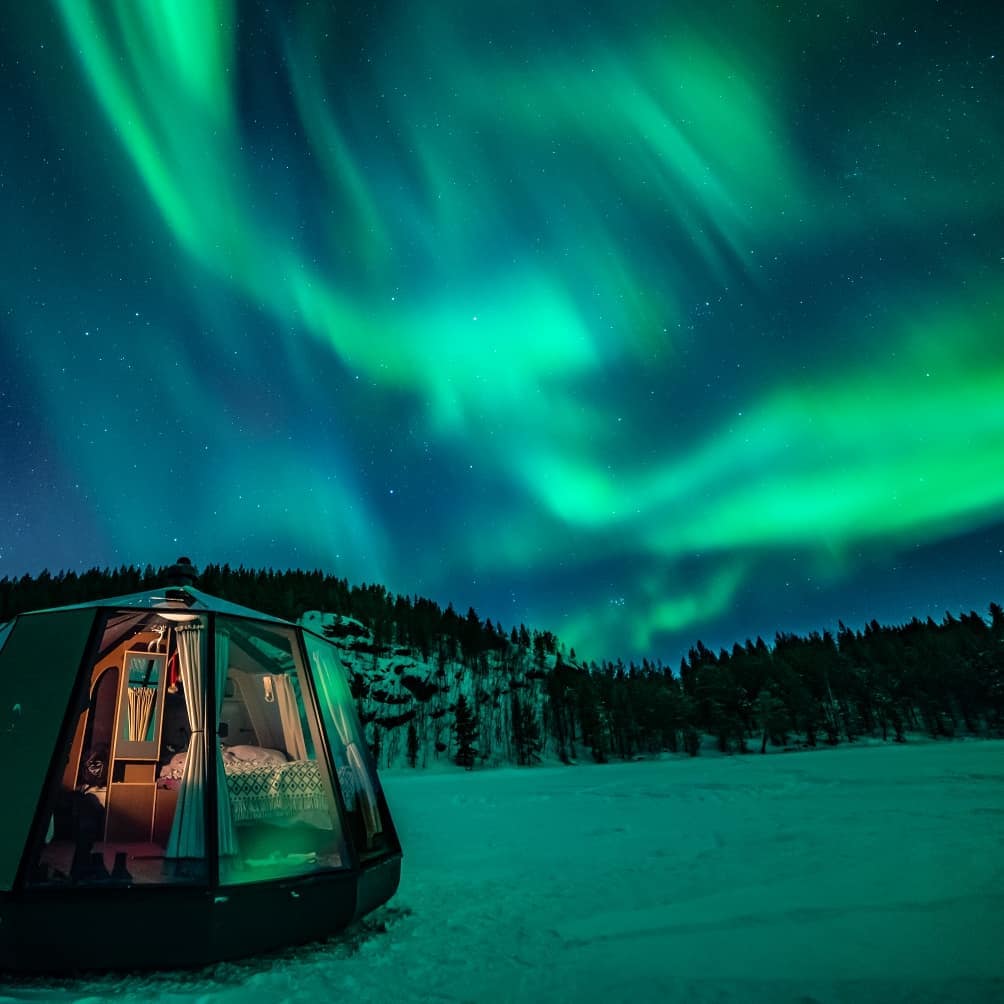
[159,746,359,825]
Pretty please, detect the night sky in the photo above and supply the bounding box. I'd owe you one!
[2,1,1002,663]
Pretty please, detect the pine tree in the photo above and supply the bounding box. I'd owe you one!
[406,721,419,768]
[454,694,477,769]
[754,689,787,754]
[511,692,526,765]
[511,693,542,766]
[519,698,542,764]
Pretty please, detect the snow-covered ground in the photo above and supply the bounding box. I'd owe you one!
[3,741,1003,1003]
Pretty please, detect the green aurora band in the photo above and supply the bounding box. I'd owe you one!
[1,0,1001,659]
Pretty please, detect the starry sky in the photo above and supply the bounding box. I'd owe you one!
[1,1,1002,663]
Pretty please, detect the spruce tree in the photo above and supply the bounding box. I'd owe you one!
[754,689,787,754]
[519,699,542,764]
[454,695,477,769]
[406,721,419,768]
[511,693,542,766]
[511,692,526,765]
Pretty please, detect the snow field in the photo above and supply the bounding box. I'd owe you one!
[2,740,1002,1003]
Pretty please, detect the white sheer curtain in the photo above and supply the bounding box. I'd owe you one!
[166,623,206,859]
[166,622,238,860]
[230,668,281,748]
[307,640,382,844]
[214,630,238,857]
[273,674,308,761]
[230,669,307,759]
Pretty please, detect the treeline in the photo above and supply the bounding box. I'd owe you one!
[2,564,1003,763]
[0,563,550,666]
[675,609,1004,753]
[507,607,1004,763]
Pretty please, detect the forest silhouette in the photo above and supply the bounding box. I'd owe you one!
[2,564,1001,766]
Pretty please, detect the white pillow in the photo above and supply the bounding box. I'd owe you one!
[226,744,288,764]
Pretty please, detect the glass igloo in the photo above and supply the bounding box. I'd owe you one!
[0,570,400,971]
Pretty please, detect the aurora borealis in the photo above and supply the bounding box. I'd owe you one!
[1,1,1002,661]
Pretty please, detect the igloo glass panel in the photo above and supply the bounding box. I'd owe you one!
[217,618,349,885]
[305,633,395,860]
[28,611,208,887]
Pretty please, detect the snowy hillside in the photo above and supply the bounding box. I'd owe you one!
[3,740,1001,1002]
[299,609,563,769]
[298,607,1004,778]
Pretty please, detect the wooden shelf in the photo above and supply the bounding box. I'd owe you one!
[153,786,179,846]
[105,783,156,843]
[105,649,168,843]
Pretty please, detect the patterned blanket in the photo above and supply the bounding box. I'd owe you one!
[225,759,326,823]
[160,750,360,824]
[224,759,359,823]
